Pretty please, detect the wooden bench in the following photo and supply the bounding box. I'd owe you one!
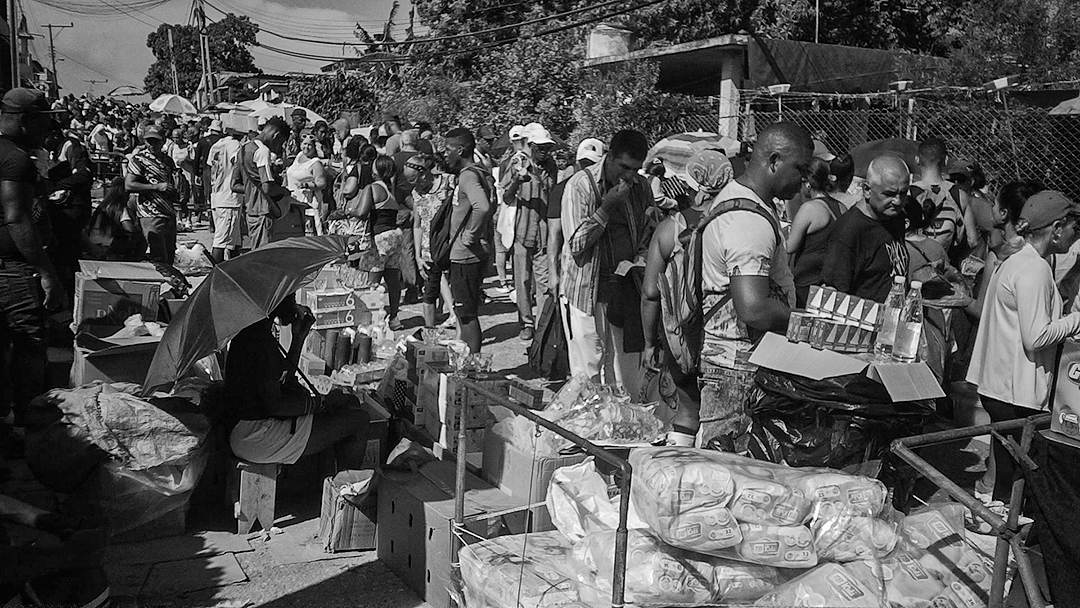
[226,459,281,535]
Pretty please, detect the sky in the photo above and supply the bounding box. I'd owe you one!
[21,0,419,99]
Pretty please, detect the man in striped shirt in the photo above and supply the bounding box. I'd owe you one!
[125,123,177,264]
[559,129,652,397]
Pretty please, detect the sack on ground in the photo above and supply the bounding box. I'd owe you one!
[546,459,619,543]
[459,531,580,608]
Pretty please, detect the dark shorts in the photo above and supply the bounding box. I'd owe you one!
[139,215,177,265]
[450,261,484,321]
[421,262,443,305]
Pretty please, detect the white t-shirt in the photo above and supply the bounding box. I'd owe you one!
[968,242,1080,410]
[700,180,795,368]
[253,139,273,173]
[208,136,242,209]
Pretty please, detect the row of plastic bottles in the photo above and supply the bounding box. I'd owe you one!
[874,275,924,362]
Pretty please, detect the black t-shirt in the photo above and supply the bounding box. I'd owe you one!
[821,206,909,303]
[0,136,40,260]
[224,319,285,420]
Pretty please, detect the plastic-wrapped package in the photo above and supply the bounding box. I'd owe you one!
[811,514,898,563]
[899,504,991,601]
[754,563,880,607]
[573,529,780,606]
[728,471,813,526]
[718,523,818,568]
[459,531,580,608]
[546,459,620,543]
[788,471,889,519]
[846,550,982,608]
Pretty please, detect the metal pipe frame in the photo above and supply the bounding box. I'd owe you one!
[891,414,1051,608]
[455,379,632,608]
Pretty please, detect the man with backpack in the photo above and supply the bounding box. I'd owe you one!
[909,137,978,260]
[560,129,653,398]
[695,122,812,449]
[237,118,290,250]
[435,127,494,354]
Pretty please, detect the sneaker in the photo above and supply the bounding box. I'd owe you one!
[388,317,404,331]
[492,282,512,295]
[438,315,457,330]
[519,326,534,342]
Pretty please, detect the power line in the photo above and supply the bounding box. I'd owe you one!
[210,0,409,28]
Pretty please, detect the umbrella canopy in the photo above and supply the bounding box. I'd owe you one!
[142,236,350,394]
[848,138,920,179]
[238,99,272,112]
[148,93,198,116]
[1049,95,1080,116]
[249,104,326,125]
[645,131,740,185]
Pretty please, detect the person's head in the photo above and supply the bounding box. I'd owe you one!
[208,119,223,135]
[1017,190,1080,254]
[995,179,1045,228]
[332,118,351,141]
[375,135,388,154]
[271,294,303,326]
[576,137,604,169]
[384,115,402,135]
[359,143,378,164]
[902,192,934,235]
[646,159,666,178]
[829,153,855,192]
[290,108,307,131]
[141,123,166,151]
[526,125,555,164]
[604,129,649,185]
[917,137,947,170]
[170,127,185,143]
[344,137,363,162]
[259,117,290,153]
[373,155,397,183]
[745,122,814,200]
[0,88,63,149]
[402,153,436,193]
[802,157,833,197]
[414,121,433,140]
[300,132,318,158]
[313,120,328,138]
[443,127,476,173]
[475,125,497,154]
[685,150,733,202]
[400,128,420,152]
[509,125,526,152]
[863,155,912,220]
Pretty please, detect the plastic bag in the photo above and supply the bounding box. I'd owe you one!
[542,376,669,445]
[573,529,780,606]
[459,531,580,608]
[754,563,881,607]
[546,459,619,543]
[897,504,992,602]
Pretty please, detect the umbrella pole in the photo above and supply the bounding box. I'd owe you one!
[277,343,322,399]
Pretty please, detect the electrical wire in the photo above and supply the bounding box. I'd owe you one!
[29,0,171,17]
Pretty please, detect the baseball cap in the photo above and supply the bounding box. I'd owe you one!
[576,138,605,164]
[476,125,496,140]
[1019,190,1079,231]
[508,125,526,141]
[142,124,165,141]
[209,119,223,133]
[813,139,835,161]
[1,88,64,114]
[290,107,307,117]
[523,122,554,146]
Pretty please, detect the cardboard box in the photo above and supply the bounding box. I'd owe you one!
[481,431,586,531]
[749,332,944,402]
[70,333,160,386]
[376,462,526,608]
[304,288,356,312]
[73,260,168,335]
[361,394,391,469]
[319,472,377,552]
[1052,341,1080,442]
[806,285,881,331]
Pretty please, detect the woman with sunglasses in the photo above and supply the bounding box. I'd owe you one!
[285,132,329,235]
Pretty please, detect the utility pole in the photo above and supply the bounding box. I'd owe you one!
[83,78,105,96]
[43,23,73,98]
[167,26,180,95]
[7,0,18,89]
[195,0,212,107]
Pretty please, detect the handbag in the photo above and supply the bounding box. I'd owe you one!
[909,240,973,309]
[328,175,372,249]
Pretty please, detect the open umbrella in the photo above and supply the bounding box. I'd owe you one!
[848,138,919,178]
[249,104,326,125]
[1050,95,1080,116]
[141,236,350,394]
[645,131,741,185]
[148,93,198,116]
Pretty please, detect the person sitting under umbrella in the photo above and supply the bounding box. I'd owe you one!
[222,295,369,469]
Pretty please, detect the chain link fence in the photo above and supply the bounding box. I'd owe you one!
[733,98,1080,199]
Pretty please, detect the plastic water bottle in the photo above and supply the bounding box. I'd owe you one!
[892,281,924,363]
[874,275,907,358]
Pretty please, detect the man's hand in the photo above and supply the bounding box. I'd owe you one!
[642,343,661,372]
[156,182,175,194]
[40,272,64,313]
[417,259,429,280]
[601,179,631,212]
[291,304,315,338]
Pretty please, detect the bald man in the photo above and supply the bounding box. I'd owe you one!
[689,122,813,449]
[822,155,911,302]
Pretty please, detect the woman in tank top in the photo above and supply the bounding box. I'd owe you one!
[347,155,406,329]
[787,157,847,308]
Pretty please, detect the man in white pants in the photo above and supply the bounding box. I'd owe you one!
[559,130,652,397]
[207,122,243,263]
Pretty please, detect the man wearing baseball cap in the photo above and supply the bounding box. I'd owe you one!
[125,122,179,264]
[547,137,604,299]
[282,107,309,166]
[194,118,224,221]
[969,190,1080,513]
[0,88,65,437]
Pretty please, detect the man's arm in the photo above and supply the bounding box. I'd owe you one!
[2,181,62,309]
[821,230,856,294]
[731,275,790,334]
[52,145,93,190]
[566,173,622,261]
[456,169,491,246]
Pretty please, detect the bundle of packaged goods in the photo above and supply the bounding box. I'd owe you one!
[459,531,583,608]
[786,285,881,353]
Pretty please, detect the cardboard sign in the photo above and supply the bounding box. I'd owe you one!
[1052,341,1080,442]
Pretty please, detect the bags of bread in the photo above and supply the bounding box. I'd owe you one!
[719,523,818,568]
[459,531,580,608]
[754,563,880,607]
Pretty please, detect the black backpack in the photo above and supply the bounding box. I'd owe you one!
[429,166,491,271]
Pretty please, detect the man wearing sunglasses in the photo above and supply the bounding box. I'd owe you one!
[822,154,911,302]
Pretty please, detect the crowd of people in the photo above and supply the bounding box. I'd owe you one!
[4,86,1080,583]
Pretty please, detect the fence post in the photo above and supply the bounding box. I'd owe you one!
[1001,92,1023,179]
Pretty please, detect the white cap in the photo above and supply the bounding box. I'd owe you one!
[524,125,555,146]
[508,125,526,141]
[576,138,605,164]
[209,119,223,132]
[893,275,906,284]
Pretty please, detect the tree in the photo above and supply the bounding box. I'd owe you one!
[144,13,260,98]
